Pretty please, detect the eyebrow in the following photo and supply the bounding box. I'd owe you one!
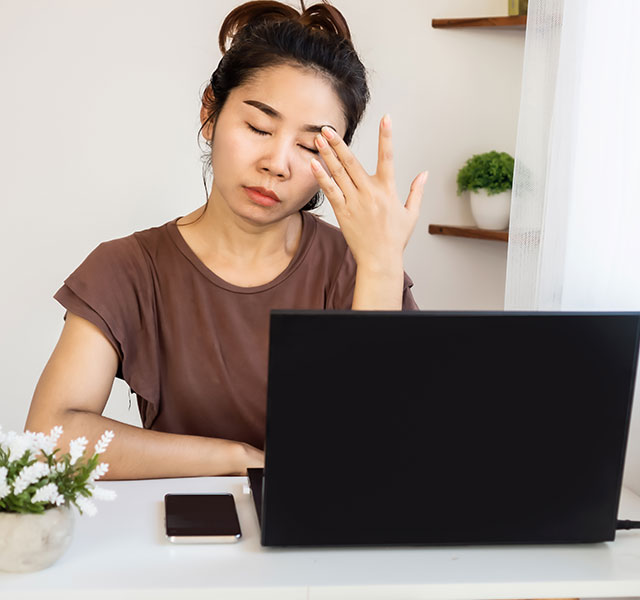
[243,99,336,134]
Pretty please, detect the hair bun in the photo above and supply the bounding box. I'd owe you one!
[218,1,351,54]
[298,2,351,40]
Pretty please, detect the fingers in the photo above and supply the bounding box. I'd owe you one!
[310,158,346,211]
[375,114,396,185]
[405,171,429,215]
[314,126,369,194]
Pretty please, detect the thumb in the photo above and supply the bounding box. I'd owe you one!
[405,171,429,215]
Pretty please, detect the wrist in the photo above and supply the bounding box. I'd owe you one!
[352,262,404,311]
[210,439,246,476]
[229,441,249,476]
[356,262,404,285]
[355,257,404,278]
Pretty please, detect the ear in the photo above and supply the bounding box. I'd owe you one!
[200,85,216,141]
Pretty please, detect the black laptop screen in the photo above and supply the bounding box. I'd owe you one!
[261,311,640,546]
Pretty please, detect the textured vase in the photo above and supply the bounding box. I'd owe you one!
[0,505,74,573]
[469,188,511,230]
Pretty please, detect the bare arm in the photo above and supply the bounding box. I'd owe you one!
[25,312,263,480]
[351,261,404,310]
[309,115,427,311]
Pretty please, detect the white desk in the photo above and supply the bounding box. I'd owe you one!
[2,477,640,599]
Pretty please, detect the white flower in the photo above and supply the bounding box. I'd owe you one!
[90,485,117,502]
[75,495,97,517]
[32,482,55,503]
[38,425,64,454]
[1,424,118,515]
[5,430,33,462]
[24,430,47,453]
[89,462,109,481]
[94,430,114,455]
[0,466,10,500]
[24,426,63,456]
[32,482,64,506]
[0,480,10,501]
[48,425,63,444]
[68,436,88,466]
[12,462,51,495]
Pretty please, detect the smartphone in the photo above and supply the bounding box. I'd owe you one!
[164,493,242,543]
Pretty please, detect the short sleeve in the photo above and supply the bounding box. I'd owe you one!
[326,247,420,310]
[53,236,160,417]
[401,273,420,310]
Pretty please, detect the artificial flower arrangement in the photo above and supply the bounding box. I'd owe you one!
[0,425,117,516]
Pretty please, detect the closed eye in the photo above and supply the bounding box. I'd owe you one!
[247,123,319,155]
[247,123,269,137]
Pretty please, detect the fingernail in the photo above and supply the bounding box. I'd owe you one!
[310,158,321,171]
[383,114,391,128]
[321,126,334,139]
[420,171,429,184]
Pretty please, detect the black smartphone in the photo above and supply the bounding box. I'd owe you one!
[164,493,242,544]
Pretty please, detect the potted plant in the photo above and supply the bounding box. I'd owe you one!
[456,150,515,230]
[0,425,117,573]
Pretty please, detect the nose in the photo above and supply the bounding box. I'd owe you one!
[258,136,292,179]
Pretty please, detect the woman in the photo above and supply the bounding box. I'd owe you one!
[25,0,428,479]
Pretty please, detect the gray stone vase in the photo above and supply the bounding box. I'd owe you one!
[0,505,75,572]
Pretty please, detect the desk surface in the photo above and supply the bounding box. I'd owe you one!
[2,477,640,600]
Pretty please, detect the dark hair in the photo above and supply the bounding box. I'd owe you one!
[191,0,370,223]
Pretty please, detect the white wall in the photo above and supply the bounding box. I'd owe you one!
[0,0,520,432]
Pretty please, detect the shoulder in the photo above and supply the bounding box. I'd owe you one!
[66,219,175,291]
[81,234,146,282]
[131,219,175,257]
[87,219,173,266]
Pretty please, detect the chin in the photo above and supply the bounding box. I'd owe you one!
[234,202,289,226]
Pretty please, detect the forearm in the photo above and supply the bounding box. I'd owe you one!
[50,409,245,480]
[351,259,404,310]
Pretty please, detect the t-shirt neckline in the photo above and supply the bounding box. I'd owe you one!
[165,210,318,294]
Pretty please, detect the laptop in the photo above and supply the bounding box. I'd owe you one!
[248,310,640,547]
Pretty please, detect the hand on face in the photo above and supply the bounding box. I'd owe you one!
[310,115,428,270]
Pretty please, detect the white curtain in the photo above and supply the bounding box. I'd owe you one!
[505,0,640,493]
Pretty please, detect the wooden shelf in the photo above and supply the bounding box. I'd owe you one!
[429,224,509,242]
[432,15,526,29]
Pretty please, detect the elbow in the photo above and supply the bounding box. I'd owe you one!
[24,406,76,436]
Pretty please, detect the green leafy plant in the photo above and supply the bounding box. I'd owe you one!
[456,151,515,196]
[0,426,116,515]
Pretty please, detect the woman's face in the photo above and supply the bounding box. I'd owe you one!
[203,63,347,226]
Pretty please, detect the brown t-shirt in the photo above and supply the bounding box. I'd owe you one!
[54,211,419,449]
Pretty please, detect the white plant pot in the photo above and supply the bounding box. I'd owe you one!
[469,188,511,230]
[0,505,74,572]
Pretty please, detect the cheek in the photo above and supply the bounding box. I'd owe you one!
[304,165,327,201]
[303,155,323,181]
[211,125,251,167]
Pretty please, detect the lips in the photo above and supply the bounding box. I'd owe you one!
[243,186,282,208]
[245,187,280,202]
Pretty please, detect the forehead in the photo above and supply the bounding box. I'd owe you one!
[230,64,347,136]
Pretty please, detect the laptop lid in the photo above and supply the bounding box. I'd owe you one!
[260,311,640,547]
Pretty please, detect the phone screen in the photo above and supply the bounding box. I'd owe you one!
[164,493,242,541]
